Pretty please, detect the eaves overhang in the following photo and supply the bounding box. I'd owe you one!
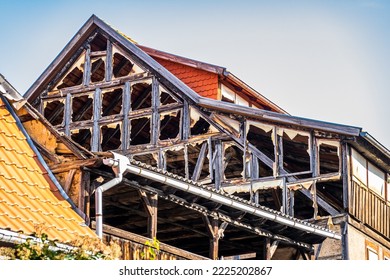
[105,152,341,243]
[199,97,362,137]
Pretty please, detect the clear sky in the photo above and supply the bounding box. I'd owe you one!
[0,0,389,148]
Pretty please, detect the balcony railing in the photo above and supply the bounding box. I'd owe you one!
[99,224,209,260]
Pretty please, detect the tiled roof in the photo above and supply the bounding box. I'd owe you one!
[0,98,96,244]
[154,57,219,99]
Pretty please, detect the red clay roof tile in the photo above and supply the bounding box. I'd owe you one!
[154,57,219,100]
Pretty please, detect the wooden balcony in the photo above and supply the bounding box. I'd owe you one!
[350,181,390,238]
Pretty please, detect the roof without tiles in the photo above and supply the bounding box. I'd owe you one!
[0,97,96,244]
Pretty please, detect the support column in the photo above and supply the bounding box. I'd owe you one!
[91,88,101,152]
[203,216,220,260]
[263,238,271,260]
[214,140,223,191]
[310,133,319,218]
[139,190,158,239]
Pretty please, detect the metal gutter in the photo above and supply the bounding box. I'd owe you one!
[103,152,341,240]
[360,131,390,159]
[0,229,75,252]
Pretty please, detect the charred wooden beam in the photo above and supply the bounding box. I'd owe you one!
[138,190,158,239]
[342,142,350,211]
[182,100,190,140]
[214,140,223,190]
[91,88,101,151]
[151,77,160,145]
[43,73,150,98]
[105,40,113,82]
[191,142,208,182]
[49,158,100,173]
[64,93,71,136]
[208,137,214,182]
[81,170,91,219]
[281,177,288,214]
[83,45,91,86]
[32,139,61,163]
[122,82,131,151]
[45,32,98,94]
[263,238,271,260]
[64,169,77,194]
[203,216,220,260]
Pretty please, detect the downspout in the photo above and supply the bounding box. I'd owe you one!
[95,152,129,239]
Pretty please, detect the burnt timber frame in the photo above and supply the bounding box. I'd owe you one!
[25,15,390,260]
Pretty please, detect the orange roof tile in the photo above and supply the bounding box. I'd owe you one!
[154,57,219,100]
[0,99,96,244]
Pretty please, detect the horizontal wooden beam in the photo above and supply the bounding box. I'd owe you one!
[95,223,208,260]
[49,158,100,173]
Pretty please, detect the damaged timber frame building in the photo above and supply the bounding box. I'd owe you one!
[2,15,389,260]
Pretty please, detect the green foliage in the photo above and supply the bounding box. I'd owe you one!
[141,237,160,260]
[0,225,122,260]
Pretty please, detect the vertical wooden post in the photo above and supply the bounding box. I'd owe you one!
[310,132,319,218]
[203,216,219,260]
[289,190,295,217]
[342,142,351,211]
[83,45,91,86]
[341,221,349,260]
[81,170,91,219]
[210,218,219,260]
[310,132,319,177]
[251,155,259,180]
[208,137,214,181]
[282,177,288,214]
[312,180,318,218]
[214,140,223,191]
[151,77,160,145]
[184,144,189,179]
[158,148,164,170]
[182,100,190,140]
[122,82,131,151]
[148,193,158,239]
[263,238,271,260]
[64,93,71,136]
[91,88,101,152]
[274,128,284,176]
[251,155,260,204]
[241,120,248,179]
[139,190,158,239]
[38,96,44,115]
[105,40,113,82]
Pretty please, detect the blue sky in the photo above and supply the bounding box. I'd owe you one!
[0,0,389,148]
